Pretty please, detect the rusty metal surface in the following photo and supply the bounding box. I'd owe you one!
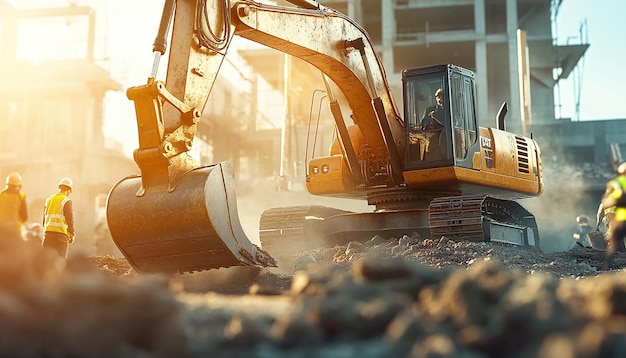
[107,162,276,274]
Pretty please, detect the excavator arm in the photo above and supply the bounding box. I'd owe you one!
[233,1,405,182]
[106,0,406,273]
[132,0,405,190]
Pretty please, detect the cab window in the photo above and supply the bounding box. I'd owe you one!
[405,75,452,166]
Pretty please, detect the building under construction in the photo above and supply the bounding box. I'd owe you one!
[0,1,140,253]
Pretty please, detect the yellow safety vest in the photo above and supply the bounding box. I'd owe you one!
[0,189,26,232]
[608,176,626,222]
[44,192,70,235]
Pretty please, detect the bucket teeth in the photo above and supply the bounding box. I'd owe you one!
[241,245,278,267]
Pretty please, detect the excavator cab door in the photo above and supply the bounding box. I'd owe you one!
[448,70,479,165]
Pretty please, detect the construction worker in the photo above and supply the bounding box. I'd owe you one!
[42,177,75,258]
[0,172,28,248]
[573,214,592,248]
[600,163,626,270]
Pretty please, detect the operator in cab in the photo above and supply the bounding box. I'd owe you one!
[409,87,445,161]
[420,88,445,131]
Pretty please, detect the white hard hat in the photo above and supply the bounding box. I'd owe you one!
[5,172,22,186]
[58,177,74,190]
[618,162,626,175]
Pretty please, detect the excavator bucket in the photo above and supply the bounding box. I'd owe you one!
[106,161,276,274]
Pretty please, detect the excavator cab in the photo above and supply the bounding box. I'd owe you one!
[401,63,542,201]
[403,64,479,170]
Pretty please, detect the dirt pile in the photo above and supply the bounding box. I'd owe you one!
[4,235,626,357]
[278,234,618,278]
[0,244,184,357]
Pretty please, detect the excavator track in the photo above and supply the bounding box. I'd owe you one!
[259,204,433,257]
[259,205,352,257]
[429,194,540,247]
[259,195,539,259]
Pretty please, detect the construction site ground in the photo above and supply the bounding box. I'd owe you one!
[4,233,626,357]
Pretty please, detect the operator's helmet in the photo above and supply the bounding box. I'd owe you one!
[58,177,74,191]
[5,172,22,187]
[618,162,626,175]
[576,215,589,224]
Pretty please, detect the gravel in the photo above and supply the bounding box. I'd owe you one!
[4,233,626,357]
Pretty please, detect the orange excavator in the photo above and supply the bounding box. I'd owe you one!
[106,0,543,274]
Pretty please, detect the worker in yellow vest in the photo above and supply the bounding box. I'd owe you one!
[42,177,75,258]
[601,163,626,270]
[0,172,28,248]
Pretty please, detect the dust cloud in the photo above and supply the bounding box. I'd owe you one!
[525,161,612,252]
[235,176,371,247]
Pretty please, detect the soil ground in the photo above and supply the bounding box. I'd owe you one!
[4,234,626,357]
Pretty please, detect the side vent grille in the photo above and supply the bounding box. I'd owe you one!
[515,136,530,174]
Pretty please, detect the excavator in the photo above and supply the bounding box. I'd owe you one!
[106,0,544,274]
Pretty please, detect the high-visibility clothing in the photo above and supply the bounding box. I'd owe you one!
[615,208,626,222]
[44,192,70,236]
[0,189,27,232]
[607,176,626,222]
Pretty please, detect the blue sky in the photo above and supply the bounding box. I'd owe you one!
[555,0,625,121]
